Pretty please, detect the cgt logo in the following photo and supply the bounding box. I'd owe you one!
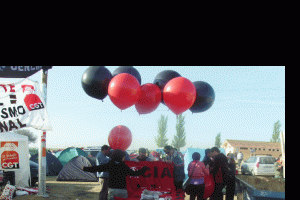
[1,162,19,169]
[24,94,45,111]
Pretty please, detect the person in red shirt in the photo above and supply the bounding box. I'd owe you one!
[187,152,210,200]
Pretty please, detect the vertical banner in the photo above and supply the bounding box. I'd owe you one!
[0,79,52,133]
[1,141,20,169]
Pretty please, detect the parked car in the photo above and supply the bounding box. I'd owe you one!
[84,146,102,166]
[241,155,277,176]
[84,146,102,157]
[30,160,39,186]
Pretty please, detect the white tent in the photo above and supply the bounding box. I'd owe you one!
[0,132,30,187]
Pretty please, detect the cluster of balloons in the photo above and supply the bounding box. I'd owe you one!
[81,66,215,115]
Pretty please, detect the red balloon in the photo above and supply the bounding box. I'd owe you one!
[108,125,132,151]
[135,83,162,115]
[203,174,215,199]
[108,73,141,110]
[163,77,196,115]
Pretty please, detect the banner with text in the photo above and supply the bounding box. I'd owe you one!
[0,66,52,78]
[0,79,52,133]
[125,161,175,197]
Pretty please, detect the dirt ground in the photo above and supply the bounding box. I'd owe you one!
[13,176,101,200]
[236,174,285,192]
[11,176,236,200]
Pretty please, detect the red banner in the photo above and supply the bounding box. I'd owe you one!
[125,161,175,197]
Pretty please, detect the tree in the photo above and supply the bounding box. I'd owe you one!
[171,114,186,151]
[215,133,221,148]
[270,120,282,143]
[155,114,169,147]
[14,128,38,144]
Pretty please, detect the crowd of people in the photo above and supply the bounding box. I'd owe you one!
[81,145,239,200]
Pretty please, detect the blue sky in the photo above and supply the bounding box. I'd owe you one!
[1,66,285,151]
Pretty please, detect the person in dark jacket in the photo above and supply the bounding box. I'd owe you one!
[163,145,185,191]
[226,157,236,200]
[83,149,149,200]
[203,148,214,168]
[209,147,231,200]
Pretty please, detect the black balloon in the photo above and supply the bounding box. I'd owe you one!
[189,81,215,113]
[153,70,181,104]
[81,66,112,101]
[112,66,142,85]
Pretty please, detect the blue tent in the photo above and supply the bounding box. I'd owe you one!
[184,148,226,178]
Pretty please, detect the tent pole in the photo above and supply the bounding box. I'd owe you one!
[38,68,49,197]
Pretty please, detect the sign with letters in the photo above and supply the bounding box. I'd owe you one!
[125,161,175,197]
[0,66,52,78]
[1,141,20,169]
[0,79,52,133]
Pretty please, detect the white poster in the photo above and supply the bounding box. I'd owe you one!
[0,79,52,133]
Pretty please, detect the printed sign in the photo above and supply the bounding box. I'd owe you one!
[0,79,52,133]
[0,66,52,78]
[125,161,175,197]
[1,141,19,169]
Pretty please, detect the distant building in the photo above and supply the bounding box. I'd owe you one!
[221,140,282,160]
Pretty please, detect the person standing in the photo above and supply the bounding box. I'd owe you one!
[188,152,210,200]
[83,149,149,200]
[237,152,243,168]
[132,148,154,162]
[226,157,236,200]
[210,147,231,200]
[203,148,214,168]
[163,146,185,190]
[96,145,111,200]
[274,155,283,178]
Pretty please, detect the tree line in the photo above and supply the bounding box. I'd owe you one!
[155,114,283,151]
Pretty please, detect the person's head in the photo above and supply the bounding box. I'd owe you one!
[101,145,111,156]
[138,148,147,159]
[205,148,211,157]
[163,145,174,156]
[110,149,125,162]
[210,147,220,158]
[192,152,201,161]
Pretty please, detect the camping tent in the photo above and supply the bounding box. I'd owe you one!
[58,147,88,166]
[55,150,63,158]
[30,152,63,176]
[56,155,97,182]
[0,132,30,187]
[184,148,226,178]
